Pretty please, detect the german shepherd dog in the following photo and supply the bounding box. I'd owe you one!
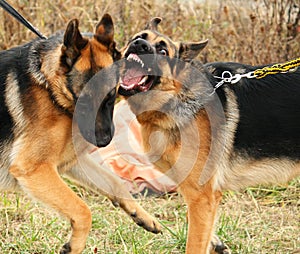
[118,17,300,254]
[0,14,160,254]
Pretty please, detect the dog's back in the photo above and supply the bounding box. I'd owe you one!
[206,62,300,159]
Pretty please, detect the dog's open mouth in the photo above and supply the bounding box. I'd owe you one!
[119,53,155,93]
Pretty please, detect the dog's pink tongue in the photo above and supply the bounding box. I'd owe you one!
[122,67,145,89]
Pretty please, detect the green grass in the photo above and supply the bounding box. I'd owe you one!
[0,178,299,253]
[219,178,300,254]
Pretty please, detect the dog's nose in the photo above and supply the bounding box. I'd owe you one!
[132,38,153,54]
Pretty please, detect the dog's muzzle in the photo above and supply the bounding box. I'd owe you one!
[129,38,154,55]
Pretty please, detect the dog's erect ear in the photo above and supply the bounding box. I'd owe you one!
[62,19,89,68]
[94,13,114,47]
[179,39,208,62]
[144,17,162,31]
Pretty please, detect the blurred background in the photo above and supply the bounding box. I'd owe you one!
[1,0,300,65]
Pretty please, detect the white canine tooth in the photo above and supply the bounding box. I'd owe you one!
[127,55,131,60]
[138,76,148,85]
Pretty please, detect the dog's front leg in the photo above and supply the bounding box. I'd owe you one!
[10,163,91,254]
[66,152,161,234]
[179,180,222,254]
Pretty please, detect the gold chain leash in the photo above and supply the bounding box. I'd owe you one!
[254,57,300,79]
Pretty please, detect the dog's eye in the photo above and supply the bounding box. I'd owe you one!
[159,49,168,56]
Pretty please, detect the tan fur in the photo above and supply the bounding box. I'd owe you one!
[137,94,221,253]
[177,113,221,253]
[75,39,113,72]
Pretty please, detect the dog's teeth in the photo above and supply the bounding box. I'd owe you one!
[127,53,144,67]
[120,82,136,90]
[127,54,134,61]
[138,76,148,85]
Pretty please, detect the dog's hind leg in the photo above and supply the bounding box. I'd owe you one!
[10,164,91,254]
[65,152,161,234]
[179,178,222,254]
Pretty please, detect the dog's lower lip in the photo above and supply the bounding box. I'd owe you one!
[119,75,154,92]
[119,81,137,90]
[120,74,148,90]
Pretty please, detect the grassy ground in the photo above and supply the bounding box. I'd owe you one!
[0,177,299,253]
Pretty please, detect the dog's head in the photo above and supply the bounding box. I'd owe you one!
[118,17,208,97]
[58,14,120,147]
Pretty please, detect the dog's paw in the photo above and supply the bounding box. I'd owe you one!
[60,242,71,254]
[130,209,161,234]
[116,199,161,234]
[210,234,231,254]
[213,243,231,254]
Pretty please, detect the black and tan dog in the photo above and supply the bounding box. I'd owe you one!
[0,14,160,254]
[118,17,300,253]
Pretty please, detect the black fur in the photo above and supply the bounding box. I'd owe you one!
[0,42,33,144]
[206,62,300,160]
[0,85,13,143]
